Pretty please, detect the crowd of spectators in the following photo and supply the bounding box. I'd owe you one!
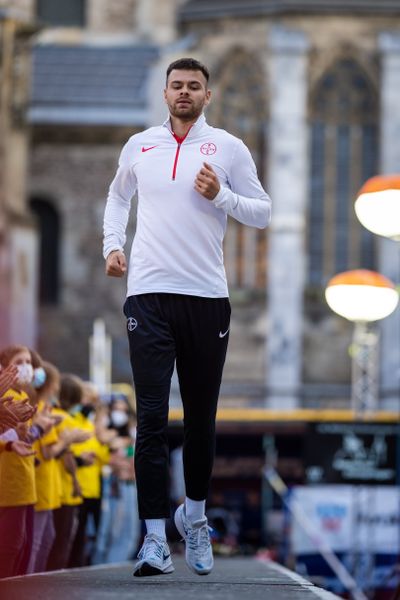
[0,344,139,579]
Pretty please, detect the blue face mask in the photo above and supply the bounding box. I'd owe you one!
[32,367,47,388]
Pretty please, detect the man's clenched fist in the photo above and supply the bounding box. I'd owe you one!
[106,250,127,277]
[194,162,220,201]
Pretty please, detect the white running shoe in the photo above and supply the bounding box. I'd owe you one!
[133,534,174,577]
[174,503,214,576]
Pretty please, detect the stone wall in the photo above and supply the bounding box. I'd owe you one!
[87,0,137,33]
[0,0,34,21]
[86,0,186,42]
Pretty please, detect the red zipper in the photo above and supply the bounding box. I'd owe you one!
[172,143,181,181]
[171,127,191,181]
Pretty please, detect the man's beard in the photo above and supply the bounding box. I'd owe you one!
[169,100,204,121]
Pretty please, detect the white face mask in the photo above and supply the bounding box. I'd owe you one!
[16,363,34,385]
[111,410,128,427]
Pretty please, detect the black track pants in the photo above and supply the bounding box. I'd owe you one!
[124,293,230,519]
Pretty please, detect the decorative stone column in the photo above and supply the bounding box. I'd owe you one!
[377,32,400,411]
[266,26,310,409]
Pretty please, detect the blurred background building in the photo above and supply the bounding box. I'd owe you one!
[0,1,38,348]
[1,0,400,411]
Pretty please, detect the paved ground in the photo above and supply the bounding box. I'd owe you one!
[0,557,341,600]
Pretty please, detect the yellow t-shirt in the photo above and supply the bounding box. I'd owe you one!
[0,389,37,507]
[71,413,109,499]
[52,407,82,507]
[33,401,62,512]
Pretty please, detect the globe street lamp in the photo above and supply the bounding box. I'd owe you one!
[354,174,400,240]
[325,270,399,415]
[355,174,400,413]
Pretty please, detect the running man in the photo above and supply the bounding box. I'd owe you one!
[103,57,271,577]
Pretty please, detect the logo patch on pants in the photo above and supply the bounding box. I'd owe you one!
[127,317,138,332]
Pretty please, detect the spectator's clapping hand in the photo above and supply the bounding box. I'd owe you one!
[33,407,56,435]
[0,364,18,397]
[96,427,118,445]
[0,397,19,433]
[15,422,31,442]
[109,436,128,451]
[7,398,36,423]
[9,440,36,457]
[50,414,64,426]
[78,451,96,466]
[59,428,92,445]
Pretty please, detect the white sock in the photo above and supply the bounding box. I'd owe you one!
[185,497,206,523]
[145,519,166,539]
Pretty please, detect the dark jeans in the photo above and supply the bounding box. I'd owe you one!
[124,293,230,519]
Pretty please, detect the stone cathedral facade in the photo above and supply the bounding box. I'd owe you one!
[24,0,400,409]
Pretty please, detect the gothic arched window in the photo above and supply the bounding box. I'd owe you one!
[211,49,268,291]
[308,58,378,287]
[30,198,60,305]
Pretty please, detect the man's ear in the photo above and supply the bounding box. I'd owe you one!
[204,89,211,107]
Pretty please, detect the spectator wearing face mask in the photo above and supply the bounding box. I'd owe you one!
[67,381,110,568]
[28,362,90,574]
[94,396,140,564]
[108,398,132,437]
[0,364,34,434]
[0,345,40,578]
[19,349,46,409]
[46,374,92,571]
[0,363,35,458]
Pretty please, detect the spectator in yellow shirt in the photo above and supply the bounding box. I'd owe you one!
[68,381,110,567]
[0,345,40,578]
[0,363,35,434]
[46,374,92,571]
[28,362,90,573]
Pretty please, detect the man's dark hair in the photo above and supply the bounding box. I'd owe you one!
[166,58,210,85]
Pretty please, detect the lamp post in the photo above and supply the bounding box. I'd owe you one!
[354,174,400,241]
[325,269,399,415]
[355,174,400,411]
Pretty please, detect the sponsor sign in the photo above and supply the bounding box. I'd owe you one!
[290,485,400,555]
[304,422,400,485]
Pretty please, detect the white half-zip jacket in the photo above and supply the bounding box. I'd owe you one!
[103,113,271,298]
